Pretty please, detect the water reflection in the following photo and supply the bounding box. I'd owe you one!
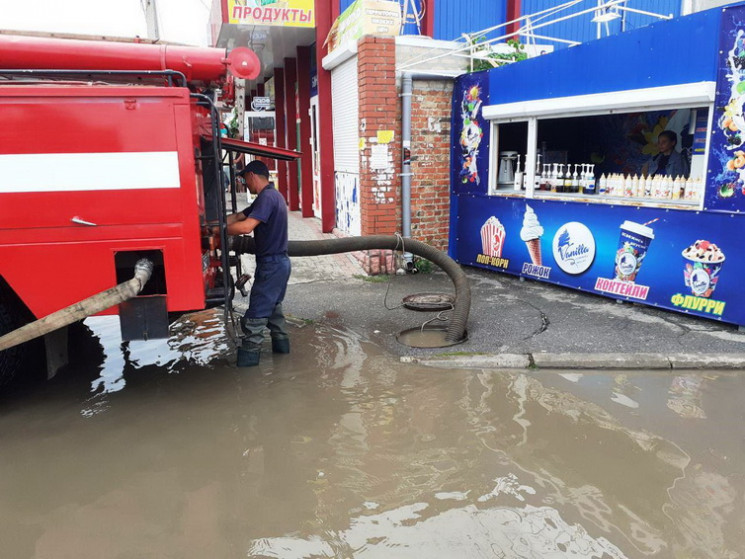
[0,321,742,558]
[81,309,232,416]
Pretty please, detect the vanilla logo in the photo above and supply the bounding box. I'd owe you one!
[552,222,596,275]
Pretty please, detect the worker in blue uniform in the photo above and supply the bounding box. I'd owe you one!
[223,159,291,367]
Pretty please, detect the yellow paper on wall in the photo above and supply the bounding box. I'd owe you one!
[377,130,394,144]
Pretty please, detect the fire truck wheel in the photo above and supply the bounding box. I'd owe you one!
[0,301,25,388]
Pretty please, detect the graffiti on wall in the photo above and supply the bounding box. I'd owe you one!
[335,172,361,236]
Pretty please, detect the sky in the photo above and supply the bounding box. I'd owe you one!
[0,0,212,46]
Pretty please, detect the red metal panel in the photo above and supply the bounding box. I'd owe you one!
[0,86,206,317]
[273,67,288,200]
[297,45,314,218]
[219,137,301,160]
[506,0,521,38]
[284,56,300,211]
[314,0,337,232]
[423,0,435,37]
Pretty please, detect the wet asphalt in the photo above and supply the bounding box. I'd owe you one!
[0,212,744,557]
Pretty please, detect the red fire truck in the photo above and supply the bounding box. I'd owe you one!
[0,34,293,385]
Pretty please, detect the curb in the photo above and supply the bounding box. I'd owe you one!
[400,353,745,370]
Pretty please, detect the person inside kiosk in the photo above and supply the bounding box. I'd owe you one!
[641,130,690,178]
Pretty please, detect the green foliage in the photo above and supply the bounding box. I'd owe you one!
[470,38,527,72]
[413,257,434,274]
[227,110,241,139]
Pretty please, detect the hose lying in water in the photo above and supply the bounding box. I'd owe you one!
[230,235,470,343]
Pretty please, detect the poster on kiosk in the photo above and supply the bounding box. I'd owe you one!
[449,3,745,327]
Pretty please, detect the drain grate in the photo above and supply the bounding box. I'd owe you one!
[401,292,455,312]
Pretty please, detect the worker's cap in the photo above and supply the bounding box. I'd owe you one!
[238,159,269,178]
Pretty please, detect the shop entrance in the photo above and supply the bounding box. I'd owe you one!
[244,110,278,181]
[309,95,322,218]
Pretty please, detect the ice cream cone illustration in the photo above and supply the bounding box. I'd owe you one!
[526,238,542,266]
[520,205,544,266]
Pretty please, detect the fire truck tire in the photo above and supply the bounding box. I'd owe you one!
[0,301,25,388]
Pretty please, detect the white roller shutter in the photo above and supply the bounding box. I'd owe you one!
[331,56,359,174]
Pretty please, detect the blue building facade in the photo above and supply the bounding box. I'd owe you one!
[338,1,682,45]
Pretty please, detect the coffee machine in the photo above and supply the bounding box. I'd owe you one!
[498,151,518,187]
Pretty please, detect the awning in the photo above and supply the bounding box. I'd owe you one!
[207,136,301,161]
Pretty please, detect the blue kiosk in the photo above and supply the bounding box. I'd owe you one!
[450,3,745,326]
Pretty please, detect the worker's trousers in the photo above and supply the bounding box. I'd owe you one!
[241,254,291,351]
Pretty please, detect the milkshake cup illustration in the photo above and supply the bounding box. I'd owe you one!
[480,216,506,257]
[520,205,544,265]
[614,221,654,282]
[682,240,725,298]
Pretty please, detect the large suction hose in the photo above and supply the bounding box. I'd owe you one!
[231,236,470,343]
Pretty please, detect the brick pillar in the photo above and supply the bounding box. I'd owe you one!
[410,80,453,251]
[355,36,400,275]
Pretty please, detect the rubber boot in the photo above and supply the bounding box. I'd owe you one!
[236,346,261,367]
[237,317,268,367]
[271,336,290,354]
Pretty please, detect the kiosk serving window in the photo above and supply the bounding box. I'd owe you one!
[489,121,528,195]
[484,83,715,210]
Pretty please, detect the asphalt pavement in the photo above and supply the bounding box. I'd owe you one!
[233,211,745,370]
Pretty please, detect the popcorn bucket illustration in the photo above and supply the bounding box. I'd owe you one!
[480,217,506,257]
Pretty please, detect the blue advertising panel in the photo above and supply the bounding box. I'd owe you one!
[706,4,745,212]
[450,71,490,196]
[453,195,740,325]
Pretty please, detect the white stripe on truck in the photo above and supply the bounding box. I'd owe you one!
[0,151,181,193]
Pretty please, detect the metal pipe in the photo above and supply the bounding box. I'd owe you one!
[401,73,413,267]
[0,259,153,352]
[0,34,260,82]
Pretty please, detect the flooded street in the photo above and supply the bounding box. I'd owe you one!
[0,311,743,558]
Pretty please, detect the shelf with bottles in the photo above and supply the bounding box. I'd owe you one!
[531,162,598,196]
[525,163,703,208]
[593,173,703,206]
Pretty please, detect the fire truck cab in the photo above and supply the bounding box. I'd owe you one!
[0,34,268,386]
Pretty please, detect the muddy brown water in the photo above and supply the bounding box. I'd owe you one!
[0,310,742,558]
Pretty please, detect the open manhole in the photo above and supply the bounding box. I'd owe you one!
[401,292,455,312]
[397,324,467,348]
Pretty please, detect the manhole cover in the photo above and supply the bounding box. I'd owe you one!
[397,324,467,348]
[402,292,455,312]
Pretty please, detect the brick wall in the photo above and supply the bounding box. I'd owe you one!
[410,80,452,252]
[355,36,402,274]
[339,39,453,274]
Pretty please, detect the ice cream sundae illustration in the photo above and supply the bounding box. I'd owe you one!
[682,240,725,298]
[480,216,506,257]
[520,205,544,266]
